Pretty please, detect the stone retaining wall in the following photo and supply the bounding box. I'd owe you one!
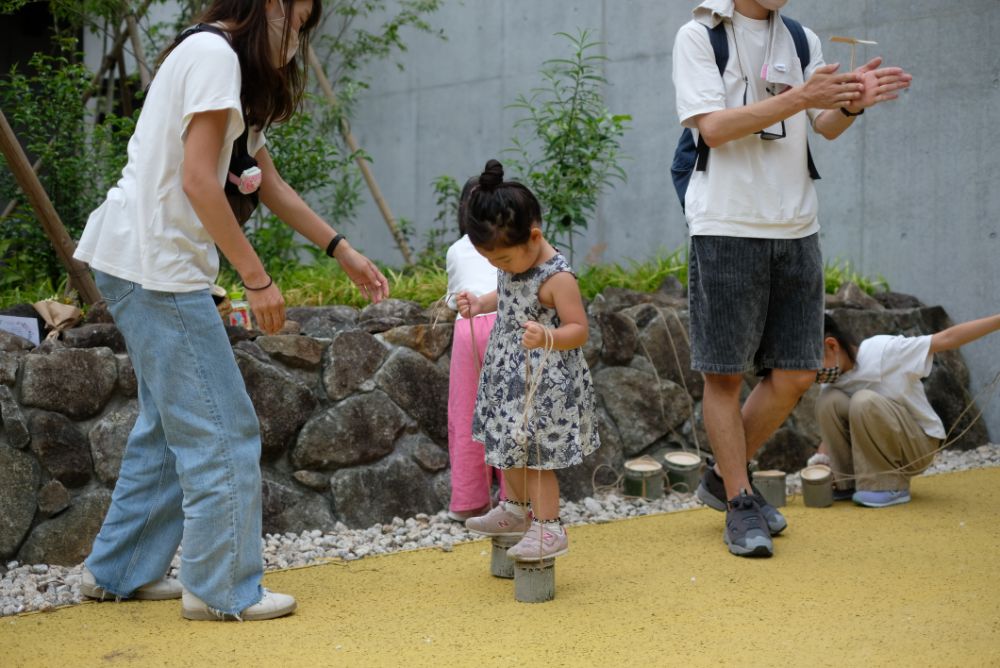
[0,282,986,565]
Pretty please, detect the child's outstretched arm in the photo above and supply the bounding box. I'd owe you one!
[930,313,1000,353]
[524,272,588,351]
[456,290,497,319]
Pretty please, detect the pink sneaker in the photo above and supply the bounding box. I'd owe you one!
[465,502,531,537]
[506,522,569,561]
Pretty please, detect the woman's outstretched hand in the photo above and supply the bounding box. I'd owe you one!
[335,244,389,303]
[245,281,286,335]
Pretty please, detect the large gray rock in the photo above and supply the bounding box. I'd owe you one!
[756,427,817,473]
[329,452,441,527]
[0,350,23,385]
[36,479,71,517]
[597,311,638,366]
[555,406,626,501]
[17,488,112,566]
[0,329,35,352]
[825,282,884,311]
[398,433,449,472]
[588,286,685,315]
[236,350,317,461]
[0,385,30,449]
[292,391,408,470]
[381,324,453,361]
[19,347,117,419]
[358,299,428,333]
[0,446,40,558]
[375,348,449,442]
[61,324,126,353]
[623,304,704,400]
[256,335,327,370]
[261,475,336,535]
[29,410,92,487]
[581,310,603,370]
[286,305,359,339]
[593,366,690,456]
[322,330,387,401]
[88,404,139,485]
[115,354,137,398]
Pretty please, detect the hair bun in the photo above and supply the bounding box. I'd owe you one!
[479,159,504,191]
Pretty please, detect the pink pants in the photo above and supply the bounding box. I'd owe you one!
[448,313,504,512]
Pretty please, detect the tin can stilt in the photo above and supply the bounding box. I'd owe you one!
[490,536,519,579]
[514,558,555,603]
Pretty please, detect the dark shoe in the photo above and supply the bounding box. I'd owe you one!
[695,459,787,535]
[724,491,773,558]
[833,486,856,502]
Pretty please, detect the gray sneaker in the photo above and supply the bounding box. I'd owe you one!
[465,502,531,537]
[724,491,773,558]
[695,459,787,535]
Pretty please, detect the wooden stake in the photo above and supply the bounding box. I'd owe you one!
[0,108,100,305]
[306,45,414,266]
[125,12,151,89]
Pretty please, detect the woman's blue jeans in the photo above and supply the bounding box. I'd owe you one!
[85,270,264,614]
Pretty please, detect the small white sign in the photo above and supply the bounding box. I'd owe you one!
[0,315,40,346]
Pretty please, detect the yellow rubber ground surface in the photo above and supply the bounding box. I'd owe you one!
[3,468,999,667]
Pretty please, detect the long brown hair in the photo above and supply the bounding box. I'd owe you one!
[157,0,322,130]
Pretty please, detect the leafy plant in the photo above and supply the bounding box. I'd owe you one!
[824,258,889,295]
[506,29,631,257]
[0,39,134,287]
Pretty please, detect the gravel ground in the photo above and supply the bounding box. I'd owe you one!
[3,443,998,617]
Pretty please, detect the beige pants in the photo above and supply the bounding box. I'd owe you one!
[816,389,940,492]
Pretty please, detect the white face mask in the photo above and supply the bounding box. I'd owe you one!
[757,0,788,10]
[268,2,299,67]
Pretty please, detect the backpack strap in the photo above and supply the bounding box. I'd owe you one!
[695,22,729,172]
[780,15,821,180]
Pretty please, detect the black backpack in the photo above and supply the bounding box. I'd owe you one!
[670,15,820,211]
[171,24,260,226]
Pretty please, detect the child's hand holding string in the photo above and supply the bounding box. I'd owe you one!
[456,291,480,319]
[521,321,550,350]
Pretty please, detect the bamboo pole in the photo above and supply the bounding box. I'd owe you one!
[125,13,151,89]
[0,108,100,304]
[306,44,414,266]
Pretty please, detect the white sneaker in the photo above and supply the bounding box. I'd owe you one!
[181,587,297,621]
[80,567,182,601]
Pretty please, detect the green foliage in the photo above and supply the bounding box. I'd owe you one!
[242,94,362,273]
[824,258,889,295]
[577,248,688,300]
[0,40,134,288]
[506,29,631,254]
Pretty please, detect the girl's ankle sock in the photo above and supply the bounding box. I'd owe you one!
[504,500,530,517]
[536,518,564,535]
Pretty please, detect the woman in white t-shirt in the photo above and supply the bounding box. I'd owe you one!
[816,312,1000,508]
[74,0,387,621]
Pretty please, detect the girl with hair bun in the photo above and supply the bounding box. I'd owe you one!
[456,159,600,561]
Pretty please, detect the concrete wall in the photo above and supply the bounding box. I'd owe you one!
[342,0,1000,441]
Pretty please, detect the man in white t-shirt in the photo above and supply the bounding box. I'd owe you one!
[817,313,1000,507]
[673,0,912,556]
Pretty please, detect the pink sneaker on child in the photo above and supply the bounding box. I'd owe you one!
[506,521,569,561]
[465,502,531,537]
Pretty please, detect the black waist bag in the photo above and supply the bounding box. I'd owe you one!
[172,24,260,226]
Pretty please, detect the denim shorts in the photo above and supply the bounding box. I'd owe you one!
[688,233,824,375]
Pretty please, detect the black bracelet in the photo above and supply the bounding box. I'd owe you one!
[325,233,345,258]
[243,274,273,291]
[840,107,865,117]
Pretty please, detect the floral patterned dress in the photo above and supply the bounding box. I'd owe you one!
[472,253,600,470]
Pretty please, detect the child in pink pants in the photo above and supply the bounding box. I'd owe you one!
[445,177,503,521]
